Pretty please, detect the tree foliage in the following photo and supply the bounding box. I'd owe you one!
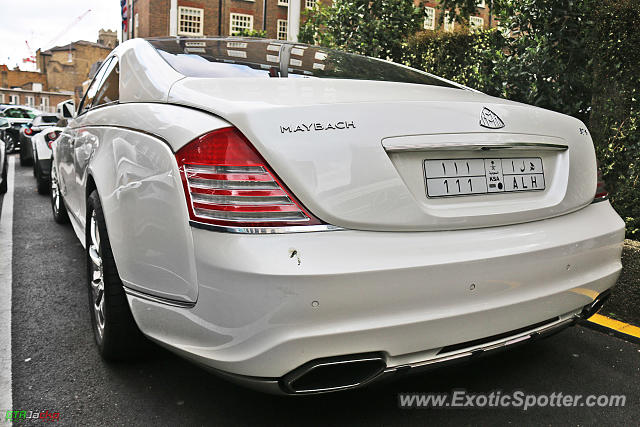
[299,0,425,63]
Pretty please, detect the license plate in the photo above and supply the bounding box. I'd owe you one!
[424,158,545,197]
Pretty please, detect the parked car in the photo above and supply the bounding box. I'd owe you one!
[0,106,40,153]
[31,126,64,194]
[0,118,8,194]
[18,114,58,166]
[51,38,624,394]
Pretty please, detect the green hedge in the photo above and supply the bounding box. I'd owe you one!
[589,0,640,236]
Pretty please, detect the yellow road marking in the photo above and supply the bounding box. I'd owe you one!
[588,314,640,339]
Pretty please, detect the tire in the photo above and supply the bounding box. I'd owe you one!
[86,190,148,361]
[32,151,37,177]
[0,157,7,194]
[5,134,15,154]
[50,162,69,223]
[35,160,49,195]
[19,141,32,167]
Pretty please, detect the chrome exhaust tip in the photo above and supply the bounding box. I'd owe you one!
[580,289,611,319]
[281,353,386,394]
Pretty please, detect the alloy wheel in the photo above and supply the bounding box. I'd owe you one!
[51,166,60,213]
[88,211,105,339]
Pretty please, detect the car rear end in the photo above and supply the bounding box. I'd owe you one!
[20,115,57,163]
[126,39,625,394]
[33,127,63,181]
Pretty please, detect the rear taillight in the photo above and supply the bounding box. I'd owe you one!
[45,131,60,149]
[593,161,609,203]
[24,127,33,136]
[176,127,323,228]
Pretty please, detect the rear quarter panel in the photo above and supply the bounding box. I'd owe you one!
[81,103,231,303]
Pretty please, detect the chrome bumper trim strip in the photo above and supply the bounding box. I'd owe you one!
[189,220,345,234]
[123,286,196,308]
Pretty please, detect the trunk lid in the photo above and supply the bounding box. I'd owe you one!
[169,78,597,231]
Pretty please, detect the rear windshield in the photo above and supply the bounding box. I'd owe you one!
[3,108,36,119]
[40,115,58,123]
[149,38,459,89]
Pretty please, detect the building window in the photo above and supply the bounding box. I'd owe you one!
[278,0,288,6]
[25,96,35,107]
[178,6,204,36]
[230,13,253,35]
[277,19,288,40]
[9,94,19,105]
[470,16,484,30]
[306,0,316,8]
[40,96,49,110]
[424,7,435,30]
[0,94,4,104]
[444,12,455,32]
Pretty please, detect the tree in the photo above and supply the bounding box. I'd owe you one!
[299,0,426,63]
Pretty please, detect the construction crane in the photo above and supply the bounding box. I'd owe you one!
[43,9,92,51]
[22,41,36,64]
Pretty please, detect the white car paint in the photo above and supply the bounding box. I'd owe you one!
[51,37,624,393]
[32,126,64,162]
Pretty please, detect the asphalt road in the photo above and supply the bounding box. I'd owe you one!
[3,155,639,425]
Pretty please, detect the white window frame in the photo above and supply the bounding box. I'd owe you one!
[305,0,316,9]
[0,94,4,104]
[470,16,484,31]
[278,0,288,6]
[477,0,486,8]
[178,6,204,37]
[230,13,253,35]
[40,96,49,110]
[424,7,435,30]
[444,12,455,32]
[277,19,288,40]
[25,95,35,107]
[9,94,19,105]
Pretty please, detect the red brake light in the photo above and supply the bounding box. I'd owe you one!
[45,131,60,149]
[175,127,323,228]
[594,161,609,202]
[24,127,33,135]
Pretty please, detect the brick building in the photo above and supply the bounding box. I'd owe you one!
[0,65,72,112]
[0,66,48,91]
[0,87,73,113]
[122,0,496,42]
[36,33,116,104]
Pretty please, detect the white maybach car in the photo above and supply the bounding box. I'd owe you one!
[50,37,624,394]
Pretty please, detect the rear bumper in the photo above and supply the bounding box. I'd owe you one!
[37,158,51,178]
[127,201,624,388]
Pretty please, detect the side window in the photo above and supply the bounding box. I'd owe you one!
[77,58,113,116]
[91,58,119,109]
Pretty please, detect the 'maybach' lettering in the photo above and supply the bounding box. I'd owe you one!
[280,121,356,134]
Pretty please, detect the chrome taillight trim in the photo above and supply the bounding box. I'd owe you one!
[193,208,309,222]
[185,165,267,174]
[189,178,280,190]
[190,192,294,206]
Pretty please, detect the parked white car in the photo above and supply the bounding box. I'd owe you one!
[31,126,64,194]
[0,117,7,194]
[50,37,624,394]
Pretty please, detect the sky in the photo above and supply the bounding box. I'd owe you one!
[0,0,122,71]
